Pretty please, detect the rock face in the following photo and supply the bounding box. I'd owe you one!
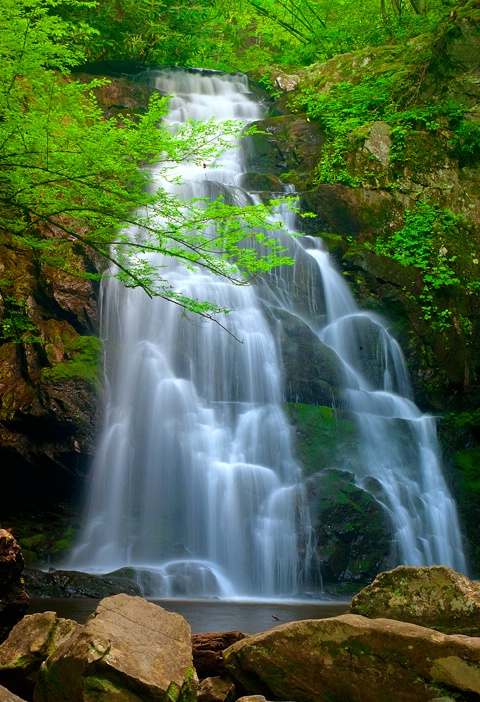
[307,469,392,584]
[0,531,28,644]
[34,594,197,702]
[23,569,141,598]
[0,611,79,699]
[350,565,480,635]
[192,631,247,679]
[224,613,480,702]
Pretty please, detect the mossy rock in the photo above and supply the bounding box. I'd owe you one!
[307,468,391,583]
[285,403,359,476]
[41,335,102,386]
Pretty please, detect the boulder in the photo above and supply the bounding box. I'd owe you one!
[197,676,235,702]
[349,565,480,635]
[34,594,196,702]
[0,531,28,644]
[192,631,247,679]
[224,613,480,702]
[0,611,79,699]
[0,684,28,702]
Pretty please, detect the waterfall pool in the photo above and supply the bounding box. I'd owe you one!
[28,597,350,633]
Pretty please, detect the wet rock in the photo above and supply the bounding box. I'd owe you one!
[192,631,247,679]
[273,309,343,406]
[34,594,197,702]
[224,614,480,702]
[0,611,79,699]
[23,569,141,599]
[307,469,391,583]
[0,531,28,644]
[197,676,235,702]
[349,565,480,635]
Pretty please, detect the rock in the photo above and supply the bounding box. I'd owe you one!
[307,469,392,583]
[0,531,28,644]
[273,309,343,406]
[0,611,79,699]
[23,569,141,598]
[0,683,28,702]
[197,676,235,702]
[34,594,197,702]
[192,631,247,679]
[224,613,480,702]
[349,565,480,635]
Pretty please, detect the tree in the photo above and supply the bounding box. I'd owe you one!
[0,0,294,322]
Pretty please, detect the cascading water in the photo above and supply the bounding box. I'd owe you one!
[304,241,467,571]
[261,228,466,573]
[67,69,314,598]
[67,68,466,597]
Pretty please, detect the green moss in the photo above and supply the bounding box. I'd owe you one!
[285,403,358,476]
[19,533,46,550]
[454,448,480,494]
[41,335,102,385]
[84,674,144,701]
[451,447,480,577]
[51,527,76,554]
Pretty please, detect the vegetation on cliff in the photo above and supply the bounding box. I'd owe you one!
[0,0,299,324]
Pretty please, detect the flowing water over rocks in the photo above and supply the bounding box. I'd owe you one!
[65,68,466,597]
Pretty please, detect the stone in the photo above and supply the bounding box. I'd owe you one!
[0,531,28,644]
[0,683,28,702]
[224,614,480,702]
[307,469,391,583]
[34,594,197,702]
[349,565,480,635]
[197,676,235,702]
[192,631,247,679]
[23,569,141,598]
[0,611,79,699]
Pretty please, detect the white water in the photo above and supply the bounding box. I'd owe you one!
[67,69,314,598]
[67,68,466,595]
[263,234,466,572]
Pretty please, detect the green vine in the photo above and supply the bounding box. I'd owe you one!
[370,201,466,330]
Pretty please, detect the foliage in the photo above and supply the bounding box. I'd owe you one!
[0,296,41,344]
[0,0,297,325]
[449,118,480,166]
[57,0,214,65]
[371,201,465,329]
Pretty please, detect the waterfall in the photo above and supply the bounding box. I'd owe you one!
[67,68,466,597]
[305,242,467,571]
[262,232,466,573]
[67,69,314,598]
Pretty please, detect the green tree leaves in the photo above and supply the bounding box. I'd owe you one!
[0,0,296,321]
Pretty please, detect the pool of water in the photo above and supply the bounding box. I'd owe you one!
[29,598,351,634]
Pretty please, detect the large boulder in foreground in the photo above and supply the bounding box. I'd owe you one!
[0,611,79,699]
[0,530,28,644]
[350,565,480,635]
[224,614,480,702]
[0,683,27,702]
[34,594,197,702]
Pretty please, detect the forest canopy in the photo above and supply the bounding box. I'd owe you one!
[0,0,463,319]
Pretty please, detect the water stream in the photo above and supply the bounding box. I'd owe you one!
[66,68,466,597]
